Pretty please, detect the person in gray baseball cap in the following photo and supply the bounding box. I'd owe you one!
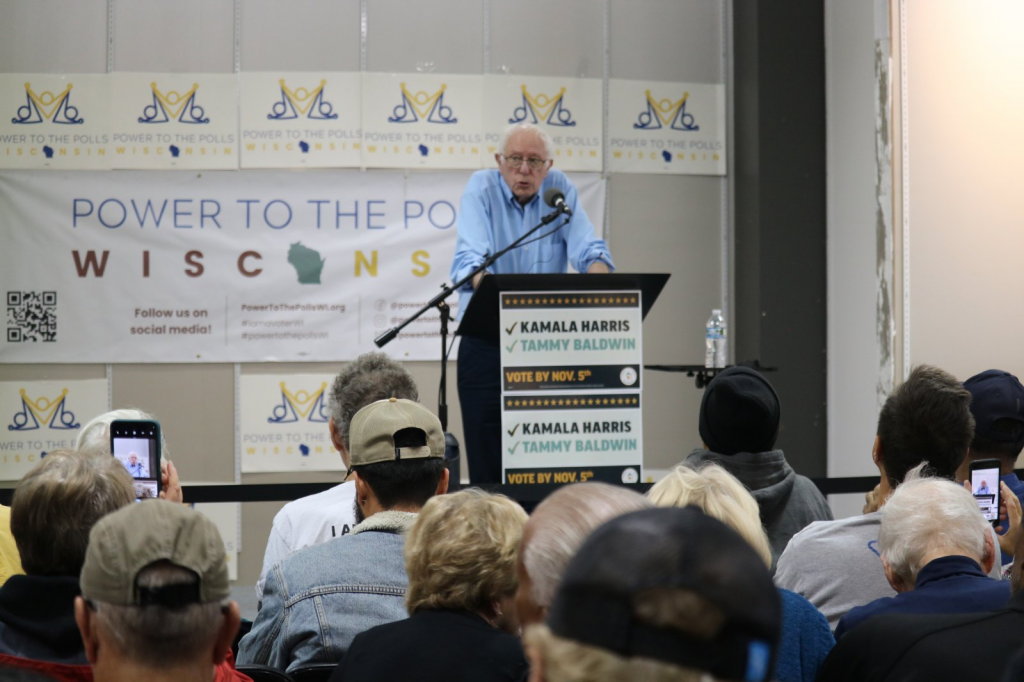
[73,499,244,682]
[238,398,449,672]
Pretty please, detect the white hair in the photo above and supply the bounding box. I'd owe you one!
[499,122,553,159]
[75,408,168,460]
[879,463,989,583]
[523,482,651,608]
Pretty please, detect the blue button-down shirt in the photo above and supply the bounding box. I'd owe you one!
[450,169,614,320]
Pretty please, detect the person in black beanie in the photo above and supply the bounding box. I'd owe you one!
[685,367,832,571]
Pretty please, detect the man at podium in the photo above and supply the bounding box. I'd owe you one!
[450,122,615,484]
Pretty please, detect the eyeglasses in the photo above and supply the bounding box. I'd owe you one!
[502,155,548,171]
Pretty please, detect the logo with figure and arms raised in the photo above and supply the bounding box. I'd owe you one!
[8,388,80,431]
[267,79,338,121]
[388,83,458,124]
[633,90,699,131]
[11,83,84,125]
[267,382,330,425]
[138,82,210,124]
[509,84,576,127]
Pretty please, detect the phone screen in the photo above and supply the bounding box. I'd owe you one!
[971,465,1000,522]
[110,420,161,501]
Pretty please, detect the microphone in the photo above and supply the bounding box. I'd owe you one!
[544,187,573,216]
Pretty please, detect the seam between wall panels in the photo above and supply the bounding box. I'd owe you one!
[360,0,368,172]
[602,0,611,243]
[234,363,241,484]
[106,0,115,73]
[483,0,491,74]
[900,0,910,379]
[720,0,731,356]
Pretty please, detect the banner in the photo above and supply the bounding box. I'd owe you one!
[239,373,344,473]
[0,379,110,480]
[500,291,643,485]
[240,72,362,169]
[0,170,605,362]
[362,73,483,169]
[608,79,726,175]
[111,73,239,170]
[483,76,602,172]
[0,74,112,170]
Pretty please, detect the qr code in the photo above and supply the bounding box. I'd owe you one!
[7,292,57,342]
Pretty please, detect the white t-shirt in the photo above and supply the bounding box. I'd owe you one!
[255,480,357,602]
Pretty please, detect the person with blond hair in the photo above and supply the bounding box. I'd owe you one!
[333,489,529,682]
[649,464,834,682]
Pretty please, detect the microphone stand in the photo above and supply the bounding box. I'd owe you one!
[373,205,571,476]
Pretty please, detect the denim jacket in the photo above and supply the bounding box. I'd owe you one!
[237,511,416,672]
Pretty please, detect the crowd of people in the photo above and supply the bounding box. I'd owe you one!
[1,354,1024,681]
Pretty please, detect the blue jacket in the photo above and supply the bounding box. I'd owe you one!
[776,588,833,682]
[237,511,416,672]
[999,473,1024,565]
[834,555,1010,640]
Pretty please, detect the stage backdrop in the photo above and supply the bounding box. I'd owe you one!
[0,169,605,363]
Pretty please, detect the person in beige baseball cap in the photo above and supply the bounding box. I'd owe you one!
[238,398,449,672]
[74,499,246,682]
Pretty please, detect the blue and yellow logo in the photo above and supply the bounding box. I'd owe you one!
[267,382,330,424]
[7,388,81,432]
[388,83,458,124]
[633,90,699,131]
[11,83,84,125]
[138,82,210,124]
[509,85,575,127]
[268,79,338,121]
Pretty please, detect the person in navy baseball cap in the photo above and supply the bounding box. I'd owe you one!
[962,370,1024,562]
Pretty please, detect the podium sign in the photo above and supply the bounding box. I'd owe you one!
[499,290,643,485]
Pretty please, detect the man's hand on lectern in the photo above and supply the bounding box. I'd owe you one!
[473,271,489,289]
[587,261,611,274]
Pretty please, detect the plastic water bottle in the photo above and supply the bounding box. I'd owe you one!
[705,309,727,369]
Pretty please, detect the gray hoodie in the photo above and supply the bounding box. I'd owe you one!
[685,448,833,571]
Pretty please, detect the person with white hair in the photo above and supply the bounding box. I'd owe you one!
[832,463,1011,640]
[450,122,614,484]
[75,407,182,503]
[515,482,651,628]
[648,464,834,682]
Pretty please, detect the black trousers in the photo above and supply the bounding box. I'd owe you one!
[456,335,503,484]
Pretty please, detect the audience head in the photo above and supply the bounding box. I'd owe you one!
[878,463,993,591]
[525,507,781,682]
[11,449,134,577]
[328,352,419,467]
[76,408,168,459]
[404,489,528,632]
[75,500,240,678]
[648,464,772,568]
[963,369,1024,465]
[874,364,974,487]
[348,398,448,524]
[517,482,652,628]
[699,367,781,456]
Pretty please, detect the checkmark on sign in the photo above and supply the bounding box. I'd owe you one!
[507,424,520,437]
[505,340,518,353]
[505,323,517,335]
[507,441,521,454]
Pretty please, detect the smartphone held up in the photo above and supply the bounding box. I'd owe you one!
[109,419,162,501]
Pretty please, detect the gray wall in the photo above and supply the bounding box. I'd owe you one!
[0,0,730,586]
